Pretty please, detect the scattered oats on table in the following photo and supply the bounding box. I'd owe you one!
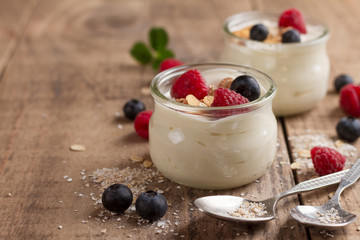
[70,144,86,152]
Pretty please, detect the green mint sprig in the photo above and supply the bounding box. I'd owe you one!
[130,27,175,70]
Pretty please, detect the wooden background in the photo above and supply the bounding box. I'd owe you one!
[0,0,360,239]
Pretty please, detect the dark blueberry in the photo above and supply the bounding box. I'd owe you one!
[334,74,354,93]
[336,116,360,142]
[123,99,146,120]
[135,190,167,221]
[230,75,260,101]
[102,184,133,213]
[250,24,269,41]
[282,29,301,43]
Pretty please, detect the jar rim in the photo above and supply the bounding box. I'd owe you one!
[223,11,330,49]
[150,63,277,113]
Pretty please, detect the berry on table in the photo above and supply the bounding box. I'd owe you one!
[250,24,269,41]
[135,190,167,221]
[123,99,146,120]
[211,88,249,107]
[171,69,209,99]
[230,75,260,101]
[278,8,307,34]
[282,29,301,43]
[102,184,133,213]
[159,58,184,72]
[134,110,152,139]
[310,146,346,176]
[339,84,360,117]
[336,116,360,142]
[334,74,354,93]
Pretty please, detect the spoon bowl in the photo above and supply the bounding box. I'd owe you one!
[291,205,356,229]
[194,170,348,223]
[290,158,360,228]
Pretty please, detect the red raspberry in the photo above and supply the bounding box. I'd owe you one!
[134,111,152,139]
[339,84,360,117]
[171,69,209,99]
[159,58,184,72]
[310,146,346,176]
[278,8,307,34]
[211,88,249,107]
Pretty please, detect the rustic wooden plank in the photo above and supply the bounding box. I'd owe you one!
[0,0,306,239]
[256,0,360,239]
[0,0,38,80]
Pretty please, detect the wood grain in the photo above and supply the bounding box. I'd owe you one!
[0,0,359,239]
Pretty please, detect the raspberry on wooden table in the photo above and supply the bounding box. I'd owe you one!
[310,146,346,176]
[339,84,360,117]
[134,111,152,139]
[171,69,209,99]
[159,58,184,72]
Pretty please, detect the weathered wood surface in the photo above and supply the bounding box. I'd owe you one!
[0,0,359,239]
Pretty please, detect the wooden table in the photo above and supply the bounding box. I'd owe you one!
[1,0,360,239]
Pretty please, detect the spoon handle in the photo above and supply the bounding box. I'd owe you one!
[331,158,360,203]
[279,169,349,199]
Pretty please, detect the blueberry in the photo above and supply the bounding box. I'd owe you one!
[135,190,167,221]
[336,116,360,142]
[123,99,146,120]
[282,29,301,43]
[334,74,353,93]
[102,184,133,213]
[250,24,269,41]
[230,75,260,101]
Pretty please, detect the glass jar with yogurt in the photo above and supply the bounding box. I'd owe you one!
[149,63,277,190]
[221,11,330,116]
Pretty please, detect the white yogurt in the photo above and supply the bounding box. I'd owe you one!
[149,63,277,190]
[221,12,330,116]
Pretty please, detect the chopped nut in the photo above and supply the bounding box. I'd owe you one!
[101,229,107,234]
[186,94,201,106]
[140,87,151,96]
[203,96,214,107]
[70,144,86,152]
[208,86,216,96]
[143,160,153,168]
[176,98,187,104]
[130,155,144,163]
[290,162,301,170]
[334,140,343,147]
[218,77,233,88]
[328,192,334,199]
[298,149,311,158]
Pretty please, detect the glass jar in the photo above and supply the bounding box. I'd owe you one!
[221,12,330,116]
[149,63,277,190]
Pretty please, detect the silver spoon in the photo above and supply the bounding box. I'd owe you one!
[194,169,349,223]
[290,158,360,228]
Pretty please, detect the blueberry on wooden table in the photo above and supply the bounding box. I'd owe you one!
[123,99,146,120]
[336,116,360,142]
[102,184,133,213]
[334,74,354,93]
[135,190,167,221]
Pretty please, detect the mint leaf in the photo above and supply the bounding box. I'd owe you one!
[149,28,168,51]
[130,42,152,64]
[152,48,175,70]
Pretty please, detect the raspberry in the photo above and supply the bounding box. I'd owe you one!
[310,146,346,176]
[159,58,184,72]
[339,84,360,117]
[278,8,307,34]
[134,111,152,139]
[171,69,209,99]
[211,88,249,107]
